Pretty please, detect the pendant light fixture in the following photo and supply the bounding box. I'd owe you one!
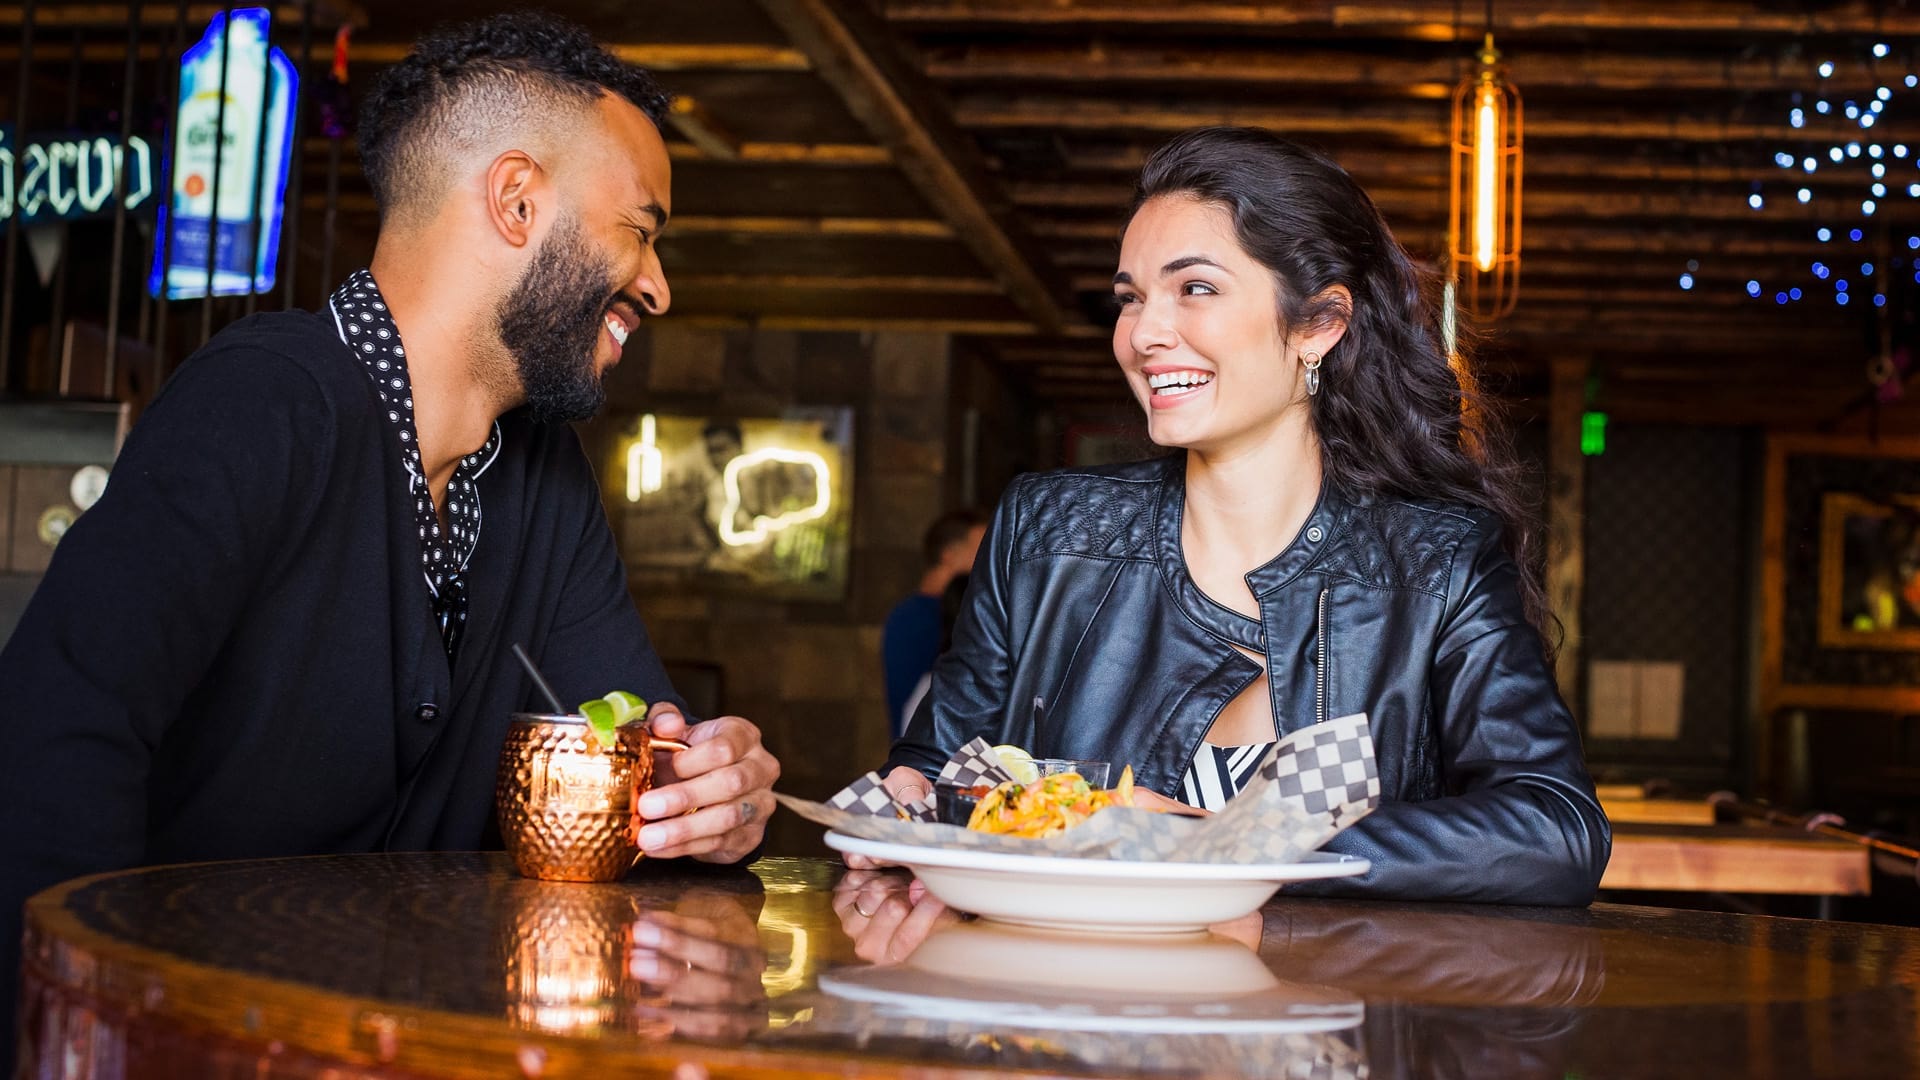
[1448,3,1523,318]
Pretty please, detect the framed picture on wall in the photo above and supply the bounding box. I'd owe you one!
[606,407,854,601]
[1816,491,1920,649]
[1762,433,1920,713]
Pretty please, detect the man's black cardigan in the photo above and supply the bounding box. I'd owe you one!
[0,310,682,1044]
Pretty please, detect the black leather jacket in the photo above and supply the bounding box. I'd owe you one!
[888,456,1610,905]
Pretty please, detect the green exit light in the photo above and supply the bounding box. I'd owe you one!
[1581,411,1608,456]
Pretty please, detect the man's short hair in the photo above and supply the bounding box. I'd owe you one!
[922,508,988,566]
[357,12,671,225]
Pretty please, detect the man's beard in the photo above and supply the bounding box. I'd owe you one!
[496,215,616,424]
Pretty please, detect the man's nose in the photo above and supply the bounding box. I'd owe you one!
[635,255,671,316]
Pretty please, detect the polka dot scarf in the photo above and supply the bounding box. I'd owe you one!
[329,268,501,664]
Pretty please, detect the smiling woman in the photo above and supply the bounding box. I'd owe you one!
[878,127,1610,908]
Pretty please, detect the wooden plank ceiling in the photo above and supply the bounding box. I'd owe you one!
[12,1,1920,424]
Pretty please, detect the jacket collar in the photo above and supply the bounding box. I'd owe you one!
[1152,455,1350,650]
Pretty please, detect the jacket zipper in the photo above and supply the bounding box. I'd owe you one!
[1316,588,1329,726]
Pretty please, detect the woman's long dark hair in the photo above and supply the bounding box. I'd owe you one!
[1131,126,1555,654]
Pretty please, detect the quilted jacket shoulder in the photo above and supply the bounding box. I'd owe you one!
[1317,497,1488,597]
[1007,458,1172,564]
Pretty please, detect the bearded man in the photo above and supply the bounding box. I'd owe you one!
[0,12,780,1047]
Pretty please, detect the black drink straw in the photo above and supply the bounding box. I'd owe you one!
[510,643,569,715]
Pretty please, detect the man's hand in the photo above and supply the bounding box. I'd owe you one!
[633,703,779,864]
[840,766,931,870]
[626,889,769,1041]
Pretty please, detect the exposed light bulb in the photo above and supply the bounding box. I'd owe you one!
[1471,83,1500,274]
[1820,61,1836,77]
[1799,188,1813,203]
[1678,273,1695,290]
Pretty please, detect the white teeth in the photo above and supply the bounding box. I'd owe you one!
[1146,371,1214,390]
[604,314,630,347]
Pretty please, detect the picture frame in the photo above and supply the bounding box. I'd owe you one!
[1815,490,1920,650]
[1761,433,1920,714]
[606,407,854,601]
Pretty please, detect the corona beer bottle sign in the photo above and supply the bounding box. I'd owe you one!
[149,8,298,299]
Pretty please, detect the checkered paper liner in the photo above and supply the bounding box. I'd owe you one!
[775,713,1380,865]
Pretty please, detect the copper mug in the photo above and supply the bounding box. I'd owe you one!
[496,713,690,882]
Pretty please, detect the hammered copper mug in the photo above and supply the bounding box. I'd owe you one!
[496,713,691,882]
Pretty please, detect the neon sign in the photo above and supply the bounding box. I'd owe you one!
[0,131,156,225]
[149,8,298,298]
[717,448,833,547]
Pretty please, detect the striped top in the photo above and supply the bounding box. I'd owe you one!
[1180,741,1277,812]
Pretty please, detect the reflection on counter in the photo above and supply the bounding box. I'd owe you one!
[760,870,1368,1078]
[497,877,771,1044]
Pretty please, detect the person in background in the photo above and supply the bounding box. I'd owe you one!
[882,509,987,738]
[872,127,1609,906]
[0,14,780,1057]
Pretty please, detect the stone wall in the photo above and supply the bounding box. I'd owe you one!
[577,323,956,856]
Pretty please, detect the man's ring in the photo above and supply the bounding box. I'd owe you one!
[853,895,879,918]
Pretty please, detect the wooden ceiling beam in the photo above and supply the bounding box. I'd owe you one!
[927,43,1886,96]
[954,96,1911,146]
[0,3,364,28]
[673,272,1001,294]
[757,0,1070,334]
[672,314,1035,334]
[664,141,890,165]
[1054,143,1917,190]
[295,136,889,168]
[298,194,958,239]
[884,0,1920,38]
[1025,190,1895,227]
[323,42,810,70]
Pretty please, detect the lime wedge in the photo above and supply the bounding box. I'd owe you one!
[602,690,648,727]
[990,744,1039,784]
[579,699,618,750]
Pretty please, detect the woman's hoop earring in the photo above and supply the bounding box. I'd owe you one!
[1302,351,1323,397]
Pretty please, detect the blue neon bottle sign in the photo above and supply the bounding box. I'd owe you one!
[149,8,298,299]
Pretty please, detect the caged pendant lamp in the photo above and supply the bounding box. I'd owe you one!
[1448,18,1523,319]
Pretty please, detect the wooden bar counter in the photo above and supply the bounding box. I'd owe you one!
[16,852,1920,1078]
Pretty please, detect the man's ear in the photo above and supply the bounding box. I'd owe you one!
[485,150,543,248]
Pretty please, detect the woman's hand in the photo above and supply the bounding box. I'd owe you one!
[840,767,933,869]
[831,868,960,965]
[1129,786,1210,817]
